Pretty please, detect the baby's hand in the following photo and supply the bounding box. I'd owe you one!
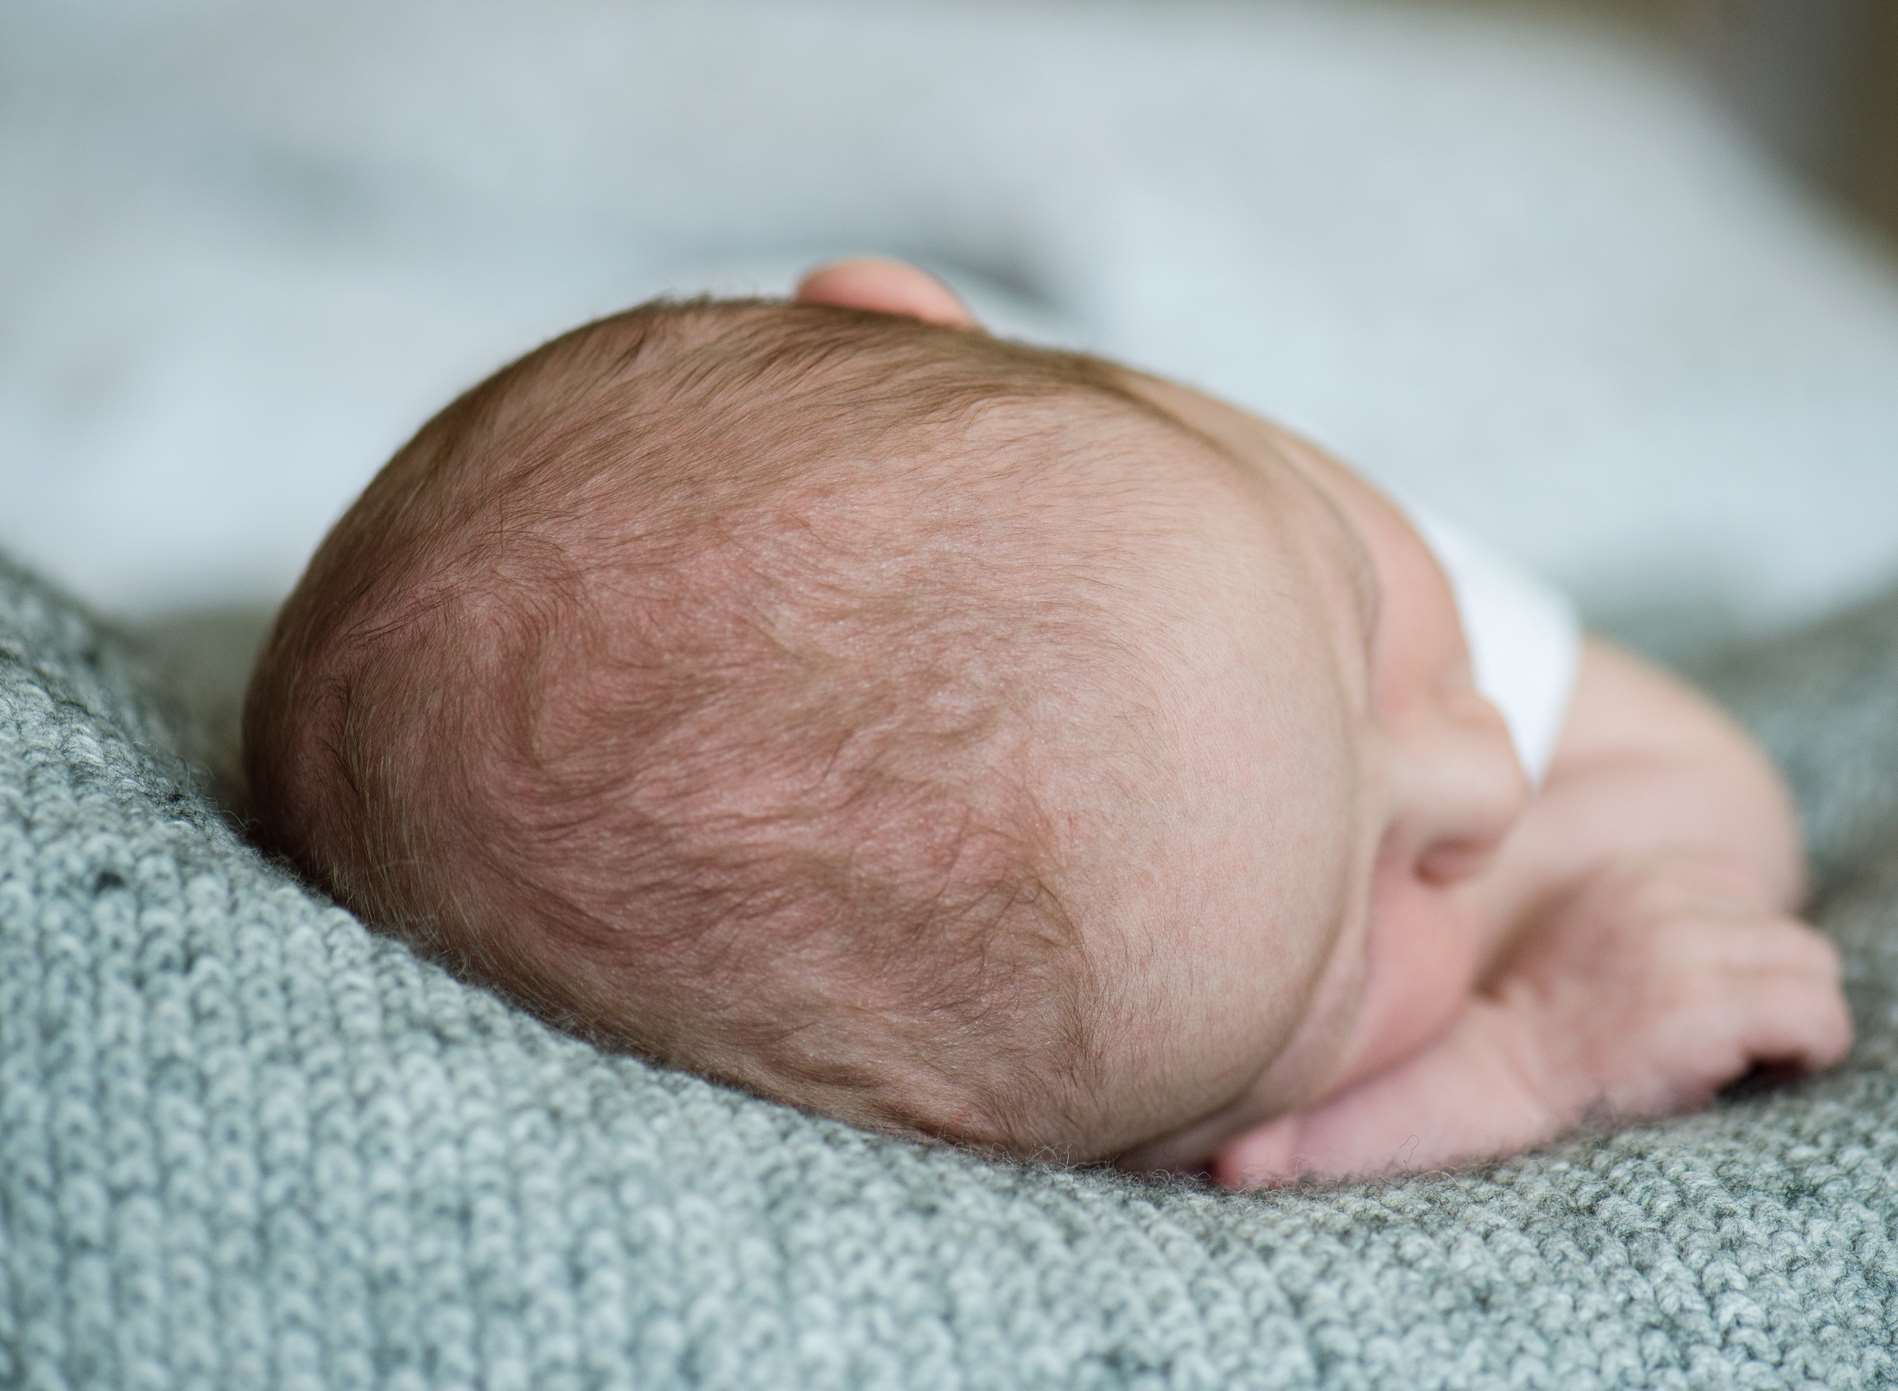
[1211,849,1853,1189]
[1484,848,1854,1123]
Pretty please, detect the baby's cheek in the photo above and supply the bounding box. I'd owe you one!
[1209,1112,1302,1190]
[1337,890,1487,1092]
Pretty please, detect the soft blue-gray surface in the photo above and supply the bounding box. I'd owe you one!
[6,0,1898,662]
[3,546,1897,1389]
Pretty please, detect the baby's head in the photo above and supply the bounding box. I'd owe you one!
[242,259,1529,1168]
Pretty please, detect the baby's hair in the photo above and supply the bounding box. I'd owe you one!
[242,294,1198,1159]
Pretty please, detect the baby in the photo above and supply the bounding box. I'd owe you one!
[241,257,1853,1188]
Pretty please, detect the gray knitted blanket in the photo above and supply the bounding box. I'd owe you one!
[4,548,1895,1389]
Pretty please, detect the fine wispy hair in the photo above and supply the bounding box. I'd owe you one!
[242,294,1202,1158]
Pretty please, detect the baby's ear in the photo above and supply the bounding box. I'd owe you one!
[793,256,980,329]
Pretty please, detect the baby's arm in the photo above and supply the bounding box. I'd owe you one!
[1212,635,1853,1188]
[1466,633,1808,947]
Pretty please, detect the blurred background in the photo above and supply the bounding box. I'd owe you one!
[5,0,1896,727]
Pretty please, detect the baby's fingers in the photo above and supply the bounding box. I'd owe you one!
[1733,966,1856,1074]
[1611,966,1854,1117]
[1700,913,1846,978]
[1702,918,1851,1069]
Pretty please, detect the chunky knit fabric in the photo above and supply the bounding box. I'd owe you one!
[3,547,1895,1390]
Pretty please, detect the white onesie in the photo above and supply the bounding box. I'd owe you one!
[1389,492,1582,791]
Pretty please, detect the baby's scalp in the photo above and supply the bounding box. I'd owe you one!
[242,295,1226,1160]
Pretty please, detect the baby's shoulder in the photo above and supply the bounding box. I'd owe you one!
[1396,495,1581,790]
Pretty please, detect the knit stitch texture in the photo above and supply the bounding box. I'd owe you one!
[2,548,1895,1390]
